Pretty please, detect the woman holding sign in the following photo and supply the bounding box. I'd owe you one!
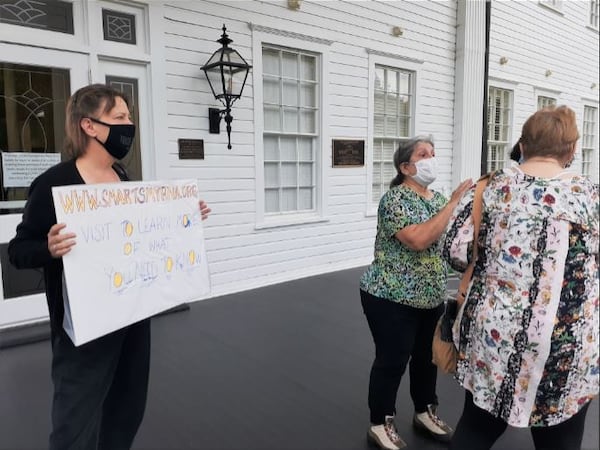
[8,84,210,450]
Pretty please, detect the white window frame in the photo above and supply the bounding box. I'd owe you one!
[366,50,423,216]
[539,0,564,13]
[537,95,556,110]
[0,0,86,52]
[589,0,600,29]
[486,85,514,173]
[582,104,598,181]
[251,25,331,228]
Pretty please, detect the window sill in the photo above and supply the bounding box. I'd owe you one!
[255,214,329,230]
[586,25,599,33]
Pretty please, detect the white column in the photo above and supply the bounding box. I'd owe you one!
[453,0,487,184]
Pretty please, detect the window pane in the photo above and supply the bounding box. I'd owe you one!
[300,83,316,107]
[263,78,280,104]
[265,189,279,213]
[383,141,395,160]
[385,93,398,115]
[282,80,298,106]
[374,91,385,114]
[263,48,280,75]
[386,70,397,92]
[374,68,384,90]
[298,137,313,161]
[300,110,315,134]
[298,187,313,210]
[264,163,279,188]
[374,114,384,136]
[264,106,281,131]
[301,55,316,81]
[281,188,297,211]
[283,108,298,133]
[281,163,297,186]
[264,136,278,160]
[385,116,397,135]
[299,162,313,186]
[280,136,296,160]
[282,52,298,78]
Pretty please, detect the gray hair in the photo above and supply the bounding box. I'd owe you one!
[389,135,435,188]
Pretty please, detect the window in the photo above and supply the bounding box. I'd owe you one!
[0,63,70,211]
[537,96,556,110]
[582,106,597,177]
[262,46,318,214]
[486,87,513,172]
[372,65,414,203]
[539,0,563,11]
[0,0,74,34]
[591,0,600,28]
[102,9,137,45]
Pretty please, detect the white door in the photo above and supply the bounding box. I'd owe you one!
[0,43,89,328]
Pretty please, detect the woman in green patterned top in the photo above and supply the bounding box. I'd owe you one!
[360,136,472,450]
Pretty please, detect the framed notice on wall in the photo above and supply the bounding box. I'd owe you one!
[332,139,365,167]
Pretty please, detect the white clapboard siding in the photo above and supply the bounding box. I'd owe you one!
[156,0,459,298]
[488,0,599,181]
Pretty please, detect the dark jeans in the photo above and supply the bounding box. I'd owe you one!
[360,289,443,424]
[49,319,151,450]
[450,390,591,450]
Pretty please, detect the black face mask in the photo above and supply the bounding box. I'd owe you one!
[88,117,136,160]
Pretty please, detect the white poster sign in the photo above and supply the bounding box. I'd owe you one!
[52,179,210,346]
[1,151,61,187]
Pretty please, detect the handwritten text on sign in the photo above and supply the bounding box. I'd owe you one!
[52,179,210,346]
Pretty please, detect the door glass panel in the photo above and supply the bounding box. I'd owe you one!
[105,76,142,181]
[0,62,70,212]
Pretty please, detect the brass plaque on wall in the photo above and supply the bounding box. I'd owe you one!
[178,139,204,160]
[332,139,365,167]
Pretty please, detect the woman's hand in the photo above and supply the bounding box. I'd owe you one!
[47,223,76,258]
[449,179,473,205]
[199,200,211,221]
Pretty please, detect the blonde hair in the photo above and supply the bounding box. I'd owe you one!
[520,105,579,163]
[65,84,130,158]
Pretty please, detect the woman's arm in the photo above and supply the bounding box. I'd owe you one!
[396,179,472,251]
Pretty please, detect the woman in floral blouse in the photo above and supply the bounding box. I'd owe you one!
[446,106,599,450]
[360,136,472,450]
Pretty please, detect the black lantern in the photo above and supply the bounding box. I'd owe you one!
[201,24,252,149]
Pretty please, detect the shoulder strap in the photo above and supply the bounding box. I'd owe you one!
[456,174,491,306]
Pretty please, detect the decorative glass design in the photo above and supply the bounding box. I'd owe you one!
[102,9,136,45]
[0,0,74,34]
[0,62,70,210]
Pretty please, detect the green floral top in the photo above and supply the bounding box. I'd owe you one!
[360,184,448,308]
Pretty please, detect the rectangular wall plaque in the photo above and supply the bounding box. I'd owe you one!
[178,139,204,160]
[332,139,365,167]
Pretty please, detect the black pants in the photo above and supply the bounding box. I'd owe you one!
[449,391,591,450]
[49,319,151,450]
[360,289,443,425]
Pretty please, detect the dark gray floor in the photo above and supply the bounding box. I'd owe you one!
[0,267,598,450]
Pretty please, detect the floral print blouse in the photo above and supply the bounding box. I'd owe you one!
[360,184,448,308]
[444,167,599,427]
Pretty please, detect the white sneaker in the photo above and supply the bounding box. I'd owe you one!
[367,415,407,449]
[413,404,453,442]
